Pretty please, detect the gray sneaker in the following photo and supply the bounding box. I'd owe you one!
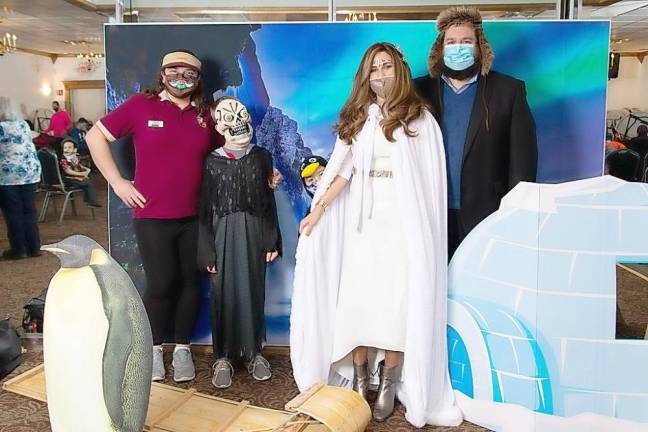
[152,346,165,381]
[248,355,272,381]
[172,348,195,382]
[212,358,234,389]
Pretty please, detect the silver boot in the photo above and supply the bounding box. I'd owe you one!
[373,361,402,421]
[352,361,369,400]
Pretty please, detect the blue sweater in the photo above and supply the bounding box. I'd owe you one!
[441,81,478,210]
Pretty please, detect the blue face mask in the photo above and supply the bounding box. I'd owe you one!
[443,43,475,71]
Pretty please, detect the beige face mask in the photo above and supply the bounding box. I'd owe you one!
[370,76,395,99]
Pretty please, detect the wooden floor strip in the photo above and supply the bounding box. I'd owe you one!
[617,263,648,283]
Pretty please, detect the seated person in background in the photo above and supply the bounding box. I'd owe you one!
[30,116,59,150]
[628,124,648,160]
[59,138,101,207]
[606,131,627,156]
[69,117,93,169]
[69,117,91,156]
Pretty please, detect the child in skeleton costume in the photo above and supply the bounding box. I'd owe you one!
[198,96,282,388]
[290,43,463,427]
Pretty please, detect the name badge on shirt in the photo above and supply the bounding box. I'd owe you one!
[148,120,164,128]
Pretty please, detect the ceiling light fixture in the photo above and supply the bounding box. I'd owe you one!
[0,32,17,55]
[76,52,104,73]
[343,12,378,21]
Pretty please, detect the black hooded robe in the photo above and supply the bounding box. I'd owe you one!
[198,146,282,361]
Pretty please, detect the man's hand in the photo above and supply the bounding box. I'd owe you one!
[266,251,279,262]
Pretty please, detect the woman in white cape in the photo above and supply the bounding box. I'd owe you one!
[290,42,463,427]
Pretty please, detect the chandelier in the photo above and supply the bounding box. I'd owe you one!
[344,12,378,21]
[0,32,17,55]
[76,52,104,73]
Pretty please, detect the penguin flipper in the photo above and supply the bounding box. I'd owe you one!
[91,254,153,432]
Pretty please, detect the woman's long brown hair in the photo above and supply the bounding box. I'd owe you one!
[335,42,425,144]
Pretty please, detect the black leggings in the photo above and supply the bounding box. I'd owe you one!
[134,217,200,345]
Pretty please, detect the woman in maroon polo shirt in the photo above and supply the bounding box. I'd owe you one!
[86,50,219,383]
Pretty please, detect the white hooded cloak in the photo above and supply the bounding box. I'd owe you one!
[290,105,463,428]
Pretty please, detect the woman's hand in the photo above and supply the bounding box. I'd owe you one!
[111,177,146,208]
[266,251,279,262]
[299,207,323,236]
[206,265,217,274]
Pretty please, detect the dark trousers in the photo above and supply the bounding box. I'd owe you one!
[64,178,99,205]
[448,209,467,261]
[134,217,200,345]
[0,183,41,256]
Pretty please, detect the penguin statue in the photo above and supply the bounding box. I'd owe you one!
[42,235,152,432]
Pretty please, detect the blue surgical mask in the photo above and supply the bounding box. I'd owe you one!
[443,44,475,71]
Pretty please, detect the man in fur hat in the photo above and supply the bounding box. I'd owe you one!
[415,6,537,258]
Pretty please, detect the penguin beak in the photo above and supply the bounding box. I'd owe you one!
[41,246,70,255]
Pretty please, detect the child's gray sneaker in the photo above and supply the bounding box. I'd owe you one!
[212,358,234,388]
[248,354,271,381]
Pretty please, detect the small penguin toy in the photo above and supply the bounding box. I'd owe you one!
[42,235,152,432]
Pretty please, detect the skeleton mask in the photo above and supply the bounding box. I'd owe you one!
[212,97,254,149]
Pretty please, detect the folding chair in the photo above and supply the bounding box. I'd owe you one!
[605,149,641,182]
[36,149,95,225]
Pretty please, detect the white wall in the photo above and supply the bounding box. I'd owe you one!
[607,56,648,112]
[71,88,106,123]
[53,57,106,83]
[0,52,105,127]
[0,52,57,120]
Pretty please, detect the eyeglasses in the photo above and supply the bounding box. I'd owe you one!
[164,69,200,80]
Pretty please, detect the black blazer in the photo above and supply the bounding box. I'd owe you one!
[414,71,538,234]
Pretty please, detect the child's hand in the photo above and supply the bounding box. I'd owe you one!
[206,265,217,274]
[269,168,283,190]
[266,251,279,262]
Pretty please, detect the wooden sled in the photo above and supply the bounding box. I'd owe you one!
[3,365,371,432]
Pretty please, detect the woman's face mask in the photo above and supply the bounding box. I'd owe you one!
[369,52,396,100]
[162,67,200,98]
[369,76,395,99]
[443,43,475,71]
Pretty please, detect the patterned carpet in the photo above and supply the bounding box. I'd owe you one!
[0,349,487,432]
[3,175,648,431]
[0,172,489,432]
